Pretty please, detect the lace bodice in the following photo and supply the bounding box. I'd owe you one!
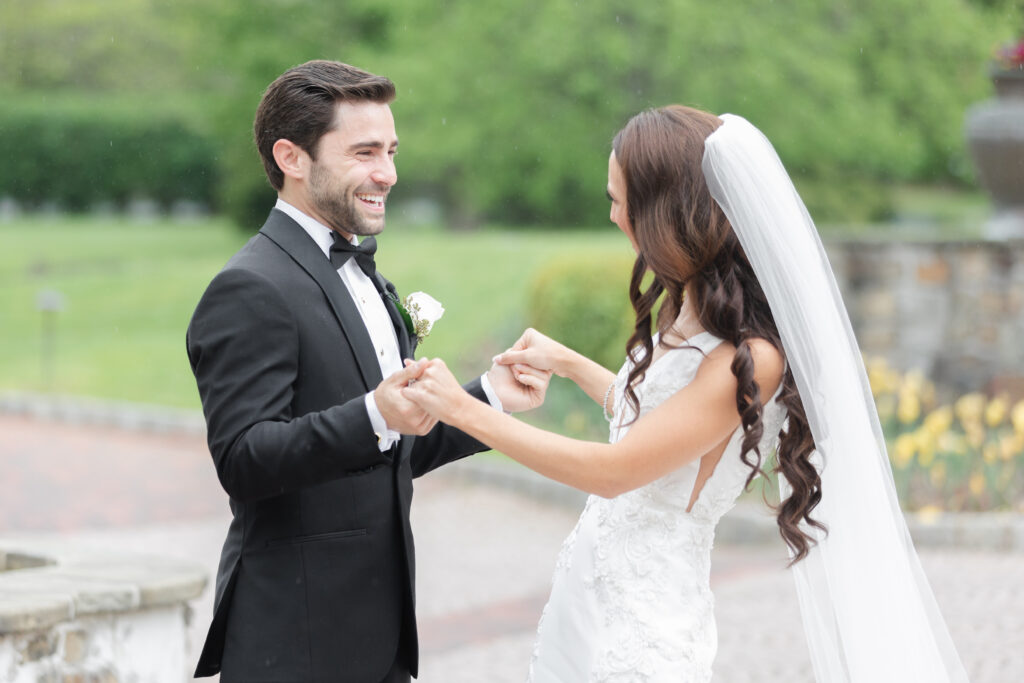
[529,332,787,683]
[607,332,787,524]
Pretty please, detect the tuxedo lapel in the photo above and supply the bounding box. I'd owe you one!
[259,210,384,390]
[375,273,415,359]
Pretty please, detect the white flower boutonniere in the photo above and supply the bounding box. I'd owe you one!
[403,291,445,344]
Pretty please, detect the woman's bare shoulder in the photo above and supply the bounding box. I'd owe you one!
[701,336,784,396]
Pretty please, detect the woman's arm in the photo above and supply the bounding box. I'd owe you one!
[494,328,619,413]
[406,340,784,498]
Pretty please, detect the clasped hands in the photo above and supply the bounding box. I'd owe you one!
[374,328,562,434]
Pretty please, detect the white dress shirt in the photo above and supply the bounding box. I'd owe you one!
[274,199,502,451]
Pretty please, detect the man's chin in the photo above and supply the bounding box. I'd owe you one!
[355,214,386,236]
[335,215,385,238]
[356,221,385,237]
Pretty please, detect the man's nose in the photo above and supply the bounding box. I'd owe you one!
[372,157,397,187]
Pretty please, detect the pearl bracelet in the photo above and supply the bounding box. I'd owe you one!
[602,381,615,423]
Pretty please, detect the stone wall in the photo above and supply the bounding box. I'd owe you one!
[0,542,206,683]
[826,238,1024,395]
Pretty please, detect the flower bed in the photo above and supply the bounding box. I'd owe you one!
[867,357,1024,512]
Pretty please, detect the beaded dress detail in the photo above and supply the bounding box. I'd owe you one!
[527,332,787,682]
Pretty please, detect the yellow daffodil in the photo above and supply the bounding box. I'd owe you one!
[917,439,936,467]
[866,357,889,397]
[922,406,953,437]
[966,424,986,451]
[968,472,986,497]
[916,505,943,523]
[902,369,927,394]
[893,433,916,468]
[898,391,921,425]
[982,442,999,464]
[955,393,986,428]
[1000,433,1024,461]
[921,381,936,410]
[985,395,1009,428]
[866,357,904,397]
[1012,400,1024,436]
[914,428,937,456]
[889,370,904,395]
[875,395,897,422]
[938,431,963,455]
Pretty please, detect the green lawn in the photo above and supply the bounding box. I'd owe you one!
[0,216,632,409]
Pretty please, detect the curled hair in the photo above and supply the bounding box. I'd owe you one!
[254,60,396,191]
[612,106,825,563]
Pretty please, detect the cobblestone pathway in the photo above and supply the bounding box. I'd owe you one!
[2,414,1021,682]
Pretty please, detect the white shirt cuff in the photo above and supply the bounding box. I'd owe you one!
[364,392,401,452]
[479,372,506,413]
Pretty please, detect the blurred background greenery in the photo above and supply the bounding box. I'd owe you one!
[0,0,1019,228]
[1,0,1022,511]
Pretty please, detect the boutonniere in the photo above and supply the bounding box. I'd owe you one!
[389,290,444,344]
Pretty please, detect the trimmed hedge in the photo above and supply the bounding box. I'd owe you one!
[525,254,637,372]
[0,95,217,210]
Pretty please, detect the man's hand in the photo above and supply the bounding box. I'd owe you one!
[401,358,473,424]
[486,358,551,412]
[375,360,438,436]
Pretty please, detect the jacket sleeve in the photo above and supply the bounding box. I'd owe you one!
[407,377,491,478]
[186,267,388,503]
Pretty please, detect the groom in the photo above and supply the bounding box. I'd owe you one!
[187,60,544,682]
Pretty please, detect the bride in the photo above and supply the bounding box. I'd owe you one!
[404,106,968,682]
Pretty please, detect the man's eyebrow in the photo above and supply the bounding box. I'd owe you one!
[347,140,399,151]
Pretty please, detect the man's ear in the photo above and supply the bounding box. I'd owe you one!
[272,139,308,182]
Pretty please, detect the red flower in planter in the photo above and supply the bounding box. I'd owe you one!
[994,39,1024,70]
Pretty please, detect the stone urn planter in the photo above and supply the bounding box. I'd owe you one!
[965,65,1024,239]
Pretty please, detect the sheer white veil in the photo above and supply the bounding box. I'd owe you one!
[701,114,968,682]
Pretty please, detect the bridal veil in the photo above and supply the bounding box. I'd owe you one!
[702,114,969,682]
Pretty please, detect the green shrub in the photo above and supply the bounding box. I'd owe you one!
[525,254,636,372]
[0,94,217,210]
[795,172,897,226]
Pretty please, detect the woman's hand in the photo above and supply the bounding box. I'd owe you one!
[492,328,570,378]
[401,358,474,425]
[486,359,551,412]
[495,328,616,412]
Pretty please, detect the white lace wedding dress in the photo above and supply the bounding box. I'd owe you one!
[527,331,787,683]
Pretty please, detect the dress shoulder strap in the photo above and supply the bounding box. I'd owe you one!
[683,330,724,355]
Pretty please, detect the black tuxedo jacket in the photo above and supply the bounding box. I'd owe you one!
[186,209,487,681]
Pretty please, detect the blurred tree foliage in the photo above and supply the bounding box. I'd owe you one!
[0,94,215,210]
[0,0,1019,228]
[0,0,195,91]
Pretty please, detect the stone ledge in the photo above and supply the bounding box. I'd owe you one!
[0,550,53,571]
[0,391,206,436]
[0,539,207,634]
[0,592,72,633]
[440,456,1024,552]
[824,235,1024,247]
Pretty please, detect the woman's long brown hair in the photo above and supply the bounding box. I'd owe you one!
[612,105,825,563]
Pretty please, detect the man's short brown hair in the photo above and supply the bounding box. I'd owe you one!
[254,60,395,190]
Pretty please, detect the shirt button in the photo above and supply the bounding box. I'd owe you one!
[379,348,385,357]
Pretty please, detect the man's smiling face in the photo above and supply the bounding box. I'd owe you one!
[307,100,398,239]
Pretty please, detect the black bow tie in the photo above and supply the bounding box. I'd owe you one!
[330,233,377,278]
